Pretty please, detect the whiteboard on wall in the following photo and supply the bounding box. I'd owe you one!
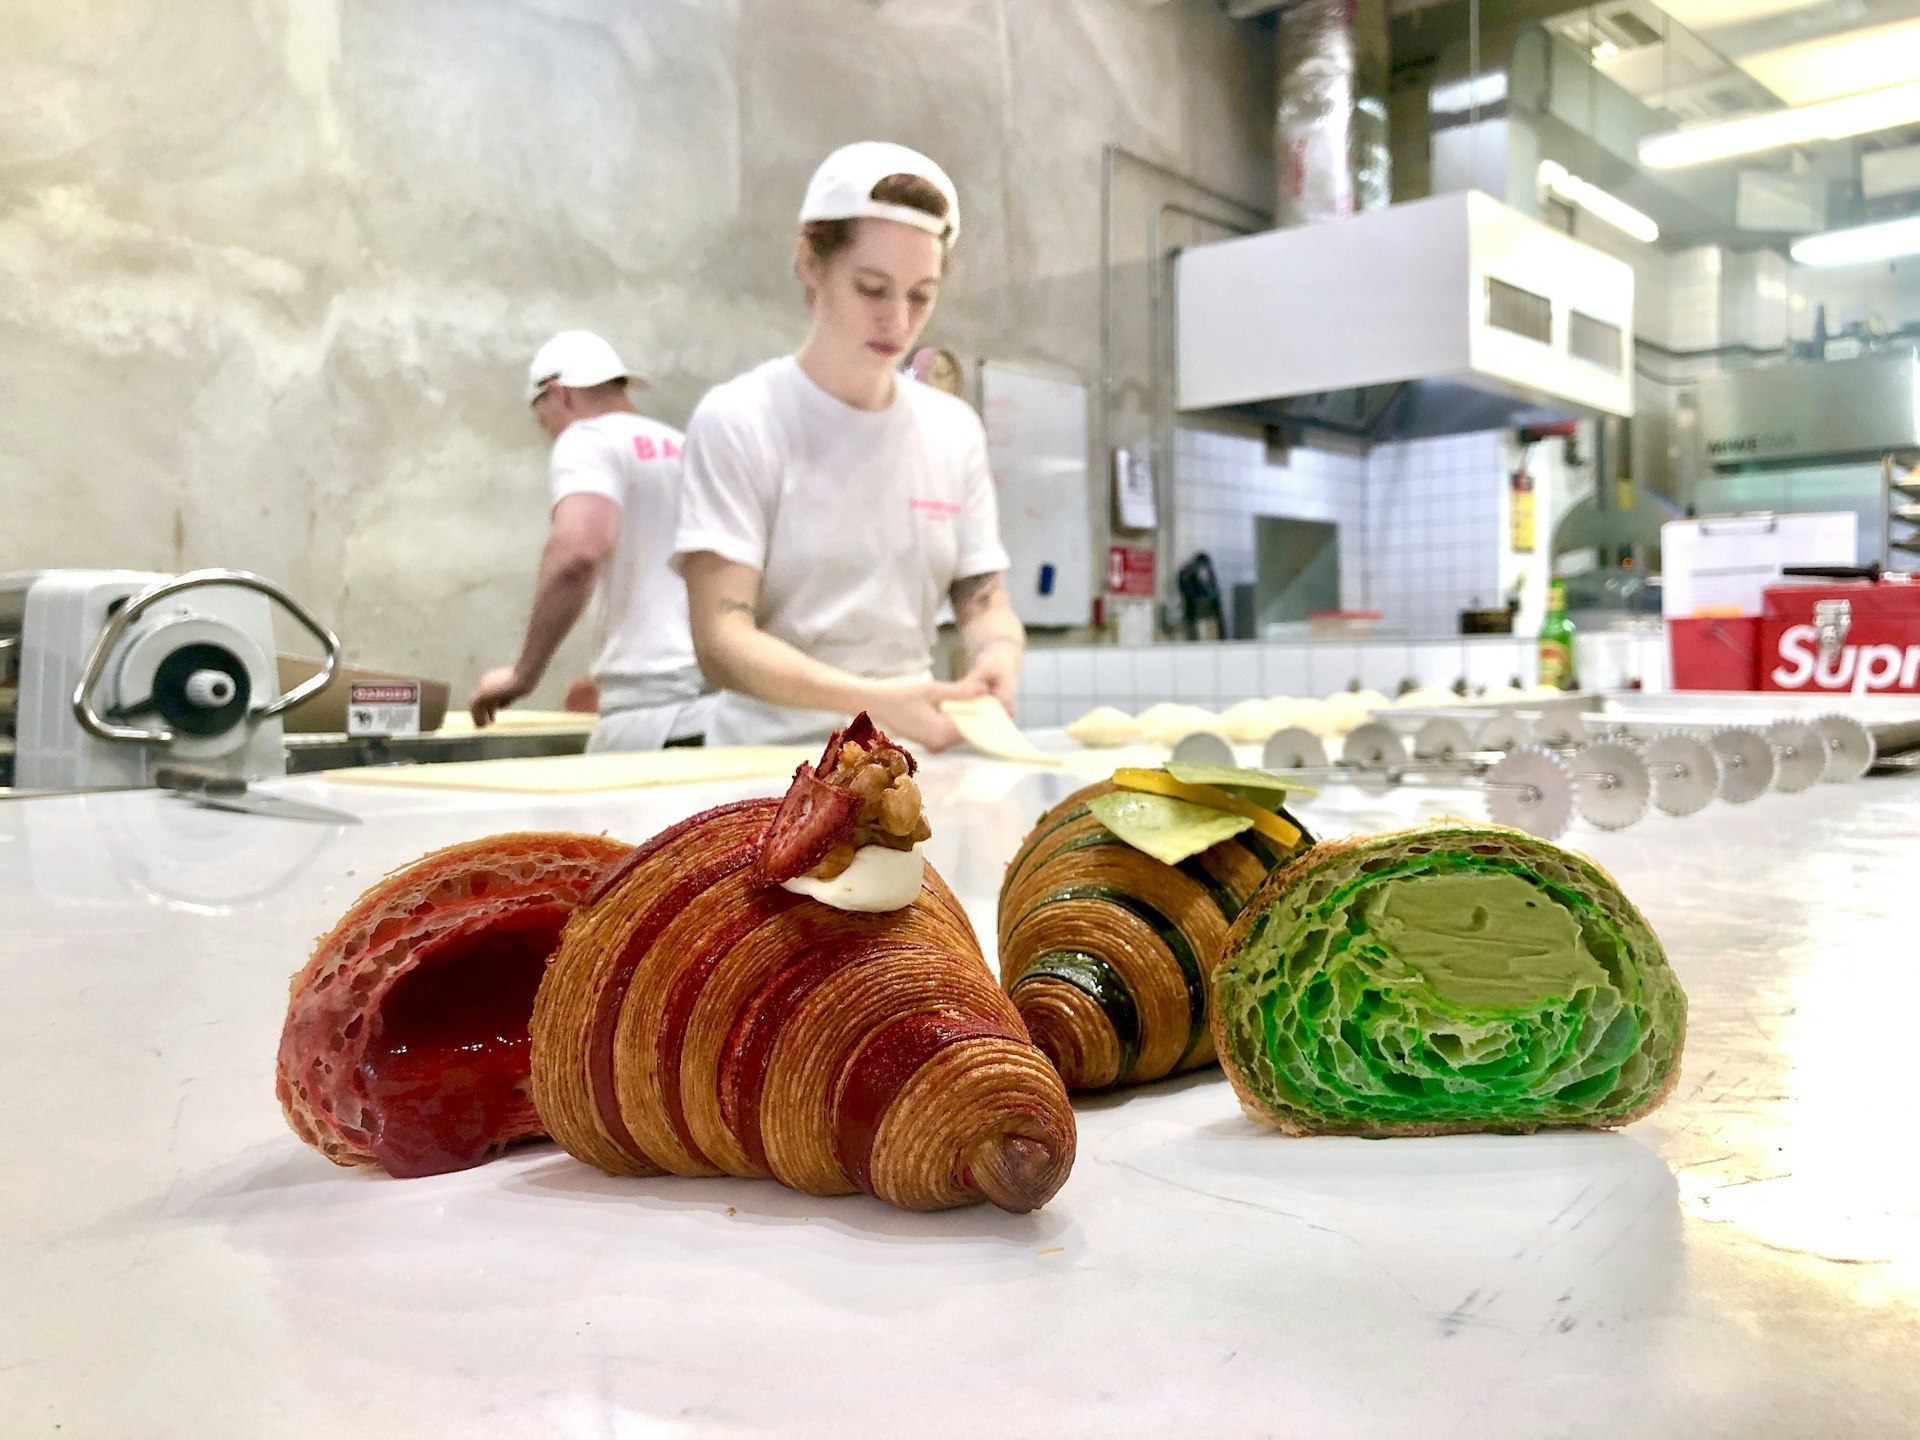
[980,362,1092,627]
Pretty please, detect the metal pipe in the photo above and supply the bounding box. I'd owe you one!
[1098,144,1115,571]
[1147,200,1257,616]
[1097,144,1268,627]
[1097,143,1267,481]
[1109,143,1269,227]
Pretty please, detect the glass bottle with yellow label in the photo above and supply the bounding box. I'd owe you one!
[1538,576,1576,689]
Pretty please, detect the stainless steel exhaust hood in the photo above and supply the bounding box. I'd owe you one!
[1175,191,1636,444]
[1698,349,1920,467]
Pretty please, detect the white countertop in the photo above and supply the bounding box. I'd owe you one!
[5,742,1918,1438]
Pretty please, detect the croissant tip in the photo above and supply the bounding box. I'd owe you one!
[968,1133,1062,1214]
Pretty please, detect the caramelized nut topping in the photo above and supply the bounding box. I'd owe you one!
[807,737,930,878]
[878,776,921,837]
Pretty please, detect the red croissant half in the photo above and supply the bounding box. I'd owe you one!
[276,832,630,1177]
[531,718,1076,1213]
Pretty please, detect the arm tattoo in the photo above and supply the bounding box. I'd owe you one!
[717,598,757,621]
[949,572,1005,624]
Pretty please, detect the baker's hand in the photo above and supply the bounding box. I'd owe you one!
[865,676,986,753]
[469,666,534,727]
[960,641,1021,718]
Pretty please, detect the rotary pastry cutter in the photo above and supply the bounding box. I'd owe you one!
[1251,722,1635,840]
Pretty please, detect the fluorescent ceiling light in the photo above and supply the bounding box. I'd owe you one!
[1742,18,1920,107]
[1791,214,1920,267]
[1538,161,1660,244]
[1640,76,1920,169]
[1429,72,1507,115]
[1656,0,1822,27]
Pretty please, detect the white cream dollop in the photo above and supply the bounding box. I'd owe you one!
[781,843,926,913]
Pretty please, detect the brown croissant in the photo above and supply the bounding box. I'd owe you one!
[998,780,1311,1091]
[276,831,630,1177]
[531,717,1076,1213]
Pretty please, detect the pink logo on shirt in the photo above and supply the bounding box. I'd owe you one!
[632,435,683,462]
[909,497,963,521]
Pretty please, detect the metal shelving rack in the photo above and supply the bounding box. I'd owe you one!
[1884,449,1920,570]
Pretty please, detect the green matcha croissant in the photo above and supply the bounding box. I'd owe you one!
[1211,822,1686,1137]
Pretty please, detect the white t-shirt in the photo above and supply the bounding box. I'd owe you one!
[548,412,706,713]
[671,357,1010,745]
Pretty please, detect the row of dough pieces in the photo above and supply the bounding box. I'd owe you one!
[1065,685,1567,748]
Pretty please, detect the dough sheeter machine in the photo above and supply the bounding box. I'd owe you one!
[3,568,600,804]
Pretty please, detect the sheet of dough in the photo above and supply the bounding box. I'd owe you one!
[324,745,814,793]
[941,697,1064,766]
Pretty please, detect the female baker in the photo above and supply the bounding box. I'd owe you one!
[671,141,1025,749]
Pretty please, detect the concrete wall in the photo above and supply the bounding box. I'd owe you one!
[2,0,1274,702]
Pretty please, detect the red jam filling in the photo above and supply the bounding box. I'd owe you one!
[358,904,569,1178]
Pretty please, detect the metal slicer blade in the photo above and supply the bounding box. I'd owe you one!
[1572,740,1651,830]
[1532,709,1583,748]
[1640,732,1718,817]
[1475,713,1535,753]
[1708,726,1775,803]
[1483,746,1574,840]
[1764,720,1825,794]
[1170,730,1235,767]
[1341,722,1407,769]
[1263,727,1327,771]
[1811,712,1876,782]
[1412,716,1474,762]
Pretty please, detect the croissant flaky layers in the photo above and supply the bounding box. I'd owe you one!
[278,716,1076,1213]
[998,780,1311,1091]
[276,832,631,1177]
[531,796,1074,1212]
[1212,822,1688,1137]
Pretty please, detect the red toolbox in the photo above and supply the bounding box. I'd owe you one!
[1668,617,1762,691]
[1760,578,1920,695]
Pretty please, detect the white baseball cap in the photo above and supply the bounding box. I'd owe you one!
[798,141,960,247]
[525,330,640,403]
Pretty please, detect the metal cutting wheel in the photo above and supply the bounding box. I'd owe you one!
[1763,720,1826,794]
[1640,732,1719,816]
[1475,712,1535,753]
[1484,746,1575,840]
[1571,740,1652,830]
[1264,726,1327,771]
[1811,712,1877,782]
[1708,727,1776,803]
[1341,722,1407,768]
[1532,708,1585,748]
[1413,716,1474,762]
[1170,730,1235,767]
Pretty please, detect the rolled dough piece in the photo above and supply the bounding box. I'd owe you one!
[1219,698,1283,743]
[1137,703,1219,747]
[1065,705,1144,748]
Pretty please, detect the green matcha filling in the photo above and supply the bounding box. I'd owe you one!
[1230,851,1682,1127]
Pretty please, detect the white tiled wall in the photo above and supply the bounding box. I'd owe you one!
[1663,245,1726,353]
[1016,632,1669,729]
[1364,434,1505,622]
[1172,424,1503,633]
[1170,425,1367,608]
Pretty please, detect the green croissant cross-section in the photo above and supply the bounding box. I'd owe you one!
[1211,822,1687,1137]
